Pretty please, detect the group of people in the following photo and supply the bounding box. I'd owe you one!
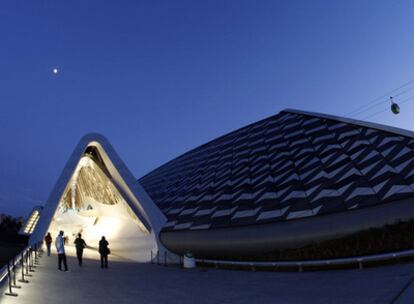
[44,231,111,271]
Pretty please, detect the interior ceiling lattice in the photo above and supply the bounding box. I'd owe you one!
[61,157,123,209]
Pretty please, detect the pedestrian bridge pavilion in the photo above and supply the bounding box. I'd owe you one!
[23,109,414,263]
[5,109,414,302]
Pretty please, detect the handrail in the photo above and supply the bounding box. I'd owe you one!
[0,245,30,283]
[0,242,42,296]
[150,250,182,267]
[150,247,414,270]
[195,247,414,271]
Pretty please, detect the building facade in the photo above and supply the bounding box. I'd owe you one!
[29,109,414,261]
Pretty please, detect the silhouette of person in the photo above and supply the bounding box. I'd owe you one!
[55,230,69,271]
[99,236,109,269]
[74,233,87,266]
[44,232,52,256]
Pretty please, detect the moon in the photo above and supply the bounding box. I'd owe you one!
[53,68,59,75]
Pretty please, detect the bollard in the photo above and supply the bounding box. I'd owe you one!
[157,250,160,265]
[30,249,36,270]
[29,250,35,272]
[150,250,153,264]
[5,262,18,297]
[164,251,167,267]
[250,264,256,272]
[28,250,32,270]
[200,259,207,272]
[19,252,29,283]
[37,244,40,262]
[11,258,21,289]
[37,242,43,258]
[25,251,32,277]
[34,244,39,265]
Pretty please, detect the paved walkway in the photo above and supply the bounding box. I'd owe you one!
[2,252,414,303]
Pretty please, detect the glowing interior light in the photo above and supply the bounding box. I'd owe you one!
[46,150,157,262]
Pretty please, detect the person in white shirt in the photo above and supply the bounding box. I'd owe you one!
[55,230,69,271]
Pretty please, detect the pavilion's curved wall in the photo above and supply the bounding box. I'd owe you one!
[160,197,414,259]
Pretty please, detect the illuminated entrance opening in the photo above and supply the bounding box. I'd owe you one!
[48,149,154,261]
[30,134,167,263]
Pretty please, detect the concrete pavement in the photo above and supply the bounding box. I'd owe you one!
[2,251,414,303]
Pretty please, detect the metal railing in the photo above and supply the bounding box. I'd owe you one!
[0,242,42,297]
[150,250,183,268]
[194,247,414,272]
[150,247,414,271]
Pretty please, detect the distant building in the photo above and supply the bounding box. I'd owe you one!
[19,206,43,235]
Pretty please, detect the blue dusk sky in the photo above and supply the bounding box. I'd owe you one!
[1,0,414,217]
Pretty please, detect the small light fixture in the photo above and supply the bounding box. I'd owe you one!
[390,97,400,114]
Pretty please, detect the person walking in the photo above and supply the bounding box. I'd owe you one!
[99,236,109,269]
[74,233,87,266]
[44,232,52,256]
[55,230,69,272]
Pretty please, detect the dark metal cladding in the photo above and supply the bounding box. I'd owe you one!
[139,109,414,235]
[158,196,414,258]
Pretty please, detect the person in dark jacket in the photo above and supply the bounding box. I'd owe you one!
[99,236,109,269]
[44,232,52,256]
[74,233,87,266]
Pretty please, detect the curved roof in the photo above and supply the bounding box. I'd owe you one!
[139,109,414,232]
